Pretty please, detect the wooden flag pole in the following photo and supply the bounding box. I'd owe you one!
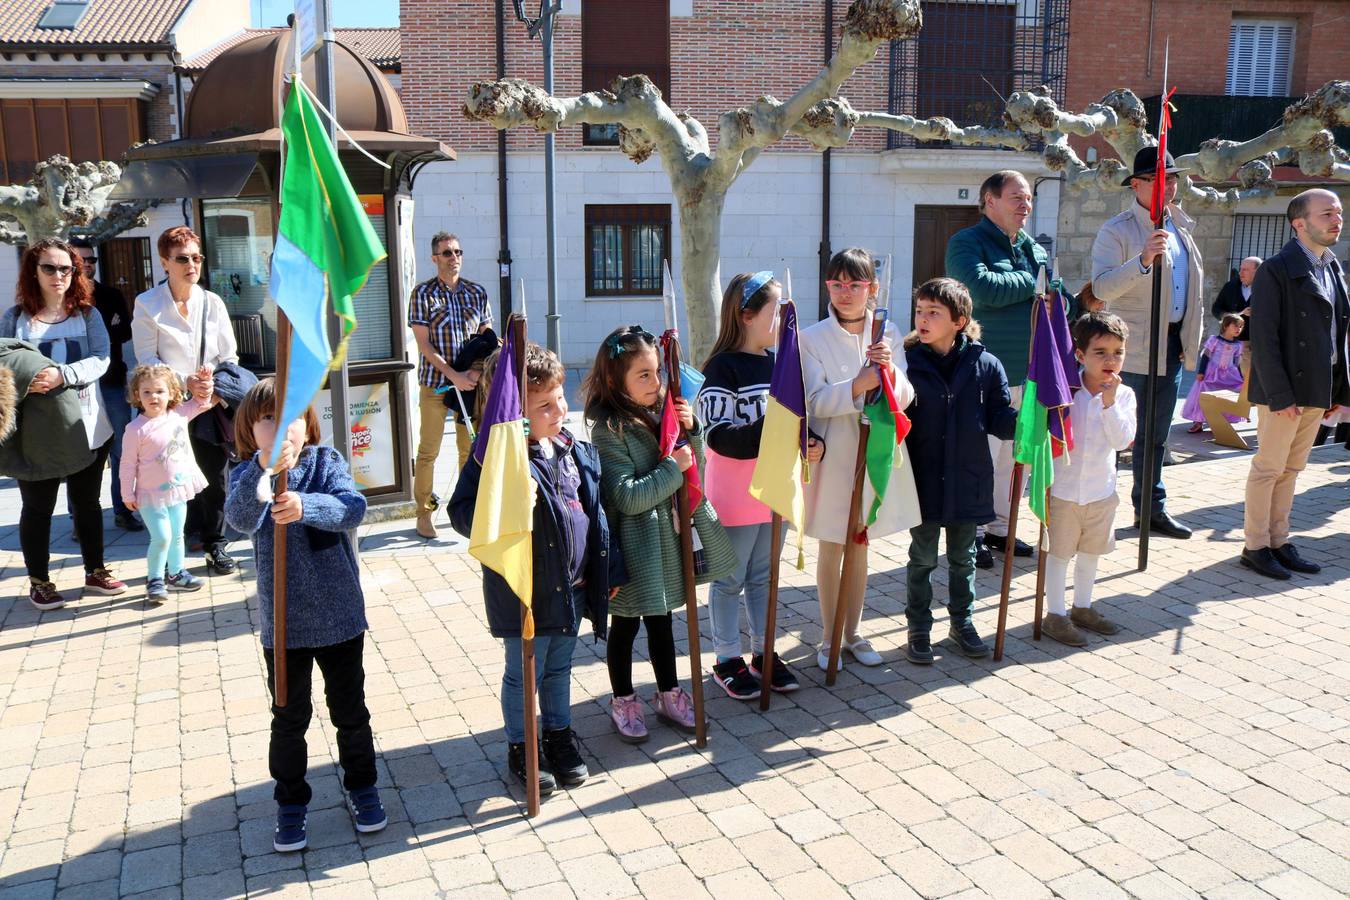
[511,311,541,817]
[1034,507,1047,641]
[993,461,1025,662]
[272,312,292,707]
[665,336,707,748]
[759,514,783,710]
[826,434,868,686]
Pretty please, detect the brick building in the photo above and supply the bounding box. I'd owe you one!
[401,0,1069,363]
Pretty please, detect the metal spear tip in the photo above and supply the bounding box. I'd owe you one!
[1035,265,1048,297]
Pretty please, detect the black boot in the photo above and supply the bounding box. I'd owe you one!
[541,728,589,787]
[507,742,557,796]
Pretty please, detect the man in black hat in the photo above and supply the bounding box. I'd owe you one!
[1090,147,1205,539]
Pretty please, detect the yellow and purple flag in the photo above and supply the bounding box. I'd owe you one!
[267,80,385,468]
[749,300,809,566]
[469,322,535,636]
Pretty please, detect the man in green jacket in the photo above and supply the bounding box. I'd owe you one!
[945,170,1047,563]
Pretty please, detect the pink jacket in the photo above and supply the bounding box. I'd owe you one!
[120,399,210,509]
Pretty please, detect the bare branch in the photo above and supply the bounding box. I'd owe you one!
[71,199,158,244]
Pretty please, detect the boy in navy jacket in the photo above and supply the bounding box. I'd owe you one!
[449,342,626,797]
[902,278,1017,665]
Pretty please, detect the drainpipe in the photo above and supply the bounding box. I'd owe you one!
[496,0,513,325]
[818,0,833,321]
[173,67,190,226]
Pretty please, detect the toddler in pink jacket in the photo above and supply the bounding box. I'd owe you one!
[120,364,215,603]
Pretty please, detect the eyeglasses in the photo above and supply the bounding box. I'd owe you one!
[79,255,98,265]
[438,248,464,258]
[826,280,871,293]
[38,263,75,278]
[172,254,205,265]
[1135,175,1179,185]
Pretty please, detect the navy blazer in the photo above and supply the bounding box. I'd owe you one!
[1249,239,1350,412]
[903,336,1018,525]
[448,431,626,640]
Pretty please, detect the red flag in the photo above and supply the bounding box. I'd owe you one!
[1150,88,1176,224]
[658,389,703,514]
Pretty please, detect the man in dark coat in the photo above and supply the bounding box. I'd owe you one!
[1211,255,1260,342]
[1242,189,1350,579]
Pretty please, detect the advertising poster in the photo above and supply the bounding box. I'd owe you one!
[316,381,397,492]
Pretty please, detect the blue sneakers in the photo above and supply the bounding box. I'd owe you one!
[166,569,204,592]
[347,786,388,833]
[145,577,168,605]
[273,804,308,852]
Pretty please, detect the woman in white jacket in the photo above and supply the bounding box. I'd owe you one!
[801,248,920,670]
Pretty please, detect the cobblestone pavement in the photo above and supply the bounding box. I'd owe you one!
[1,432,1348,899]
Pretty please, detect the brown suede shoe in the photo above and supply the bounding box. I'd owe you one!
[1070,606,1119,635]
[415,511,438,540]
[1042,613,1087,647]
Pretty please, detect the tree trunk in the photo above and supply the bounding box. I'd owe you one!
[676,188,726,364]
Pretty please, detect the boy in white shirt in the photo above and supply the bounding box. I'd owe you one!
[1042,312,1137,647]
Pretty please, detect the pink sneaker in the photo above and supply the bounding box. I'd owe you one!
[609,694,648,743]
[652,687,696,734]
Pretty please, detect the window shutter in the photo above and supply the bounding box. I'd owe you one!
[581,0,671,100]
[1227,20,1294,97]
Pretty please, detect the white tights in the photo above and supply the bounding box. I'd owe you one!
[1043,553,1099,616]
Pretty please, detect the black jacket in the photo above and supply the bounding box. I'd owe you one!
[1248,239,1350,412]
[448,430,626,640]
[92,280,133,388]
[1210,276,1251,341]
[903,334,1017,525]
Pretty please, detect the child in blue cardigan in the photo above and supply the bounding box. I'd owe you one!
[224,377,384,854]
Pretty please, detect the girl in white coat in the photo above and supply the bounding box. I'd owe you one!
[801,248,921,670]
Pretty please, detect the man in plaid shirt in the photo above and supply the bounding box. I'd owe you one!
[409,232,493,539]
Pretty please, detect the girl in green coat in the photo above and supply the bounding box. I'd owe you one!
[584,326,736,743]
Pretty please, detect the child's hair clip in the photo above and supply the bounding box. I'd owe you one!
[741,270,775,308]
[606,325,653,358]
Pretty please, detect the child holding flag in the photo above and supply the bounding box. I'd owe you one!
[584,325,736,741]
[699,272,824,699]
[449,341,625,795]
[1041,313,1136,646]
[801,248,920,671]
[224,378,385,853]
[902,278,1017,664]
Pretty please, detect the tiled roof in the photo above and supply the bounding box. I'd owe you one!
[0,0,191,47]
[183,27,399,73]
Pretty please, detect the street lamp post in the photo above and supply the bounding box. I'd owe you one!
[512,0,563,358]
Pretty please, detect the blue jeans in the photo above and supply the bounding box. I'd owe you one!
[708,521,781,660]
[1120,328,1183,517]
[905,522,979,634]
[102,383,133,517]
[501,589,583,743]
[142,501,187,582]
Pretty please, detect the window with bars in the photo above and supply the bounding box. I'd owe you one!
[581,0,670,146]
[1229,214,1292,275]
[1227,19,1295,97]
[585,204,670,297]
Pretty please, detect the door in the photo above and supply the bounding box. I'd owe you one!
[102,236,153,301]
[912,204,982,321]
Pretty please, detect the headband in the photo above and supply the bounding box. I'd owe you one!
[741,271,775,308]
[604,326,655,359]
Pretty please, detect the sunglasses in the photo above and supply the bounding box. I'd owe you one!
[826,280,871,292]
[172,254,205,265]
[1135,175,1178,184]
[79,255,98,265]
[438,248,464,258]
[38,263,75,277]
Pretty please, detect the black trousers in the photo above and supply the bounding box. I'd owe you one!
[262,633,377,806]
[18,441,110,582]
[188,433,230,552]
[607,613,679,696]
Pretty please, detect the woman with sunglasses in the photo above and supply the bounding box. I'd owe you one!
[0,239,127,609]
[132,226,240,575]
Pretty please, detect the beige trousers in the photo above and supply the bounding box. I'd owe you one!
[414,385,473,513]
[816,539,869,649]
[1244,404,1324,550]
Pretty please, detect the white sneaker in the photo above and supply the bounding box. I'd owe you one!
[817,645,844,671]
[845,637,883,667]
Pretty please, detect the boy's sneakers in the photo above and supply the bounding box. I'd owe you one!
[541,728,589,787]
[974,537,994,570]
[205,547,236,575]
[906,632,934,665]
[1070,607,1120,635]
[166,570,204,592]
[146,577,169,605]
[29,580,64,611]
[1042,613,1087,647]
[346,786,388,833]
[712,658,761,700]
[84,568,127,596]
[652,687,697,733]
[507,742,557,796]
[749,652,800,693]
[610,694,648,743]
[273,804,308,852]
[947,621,990,658]
[984,533,1034,557]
